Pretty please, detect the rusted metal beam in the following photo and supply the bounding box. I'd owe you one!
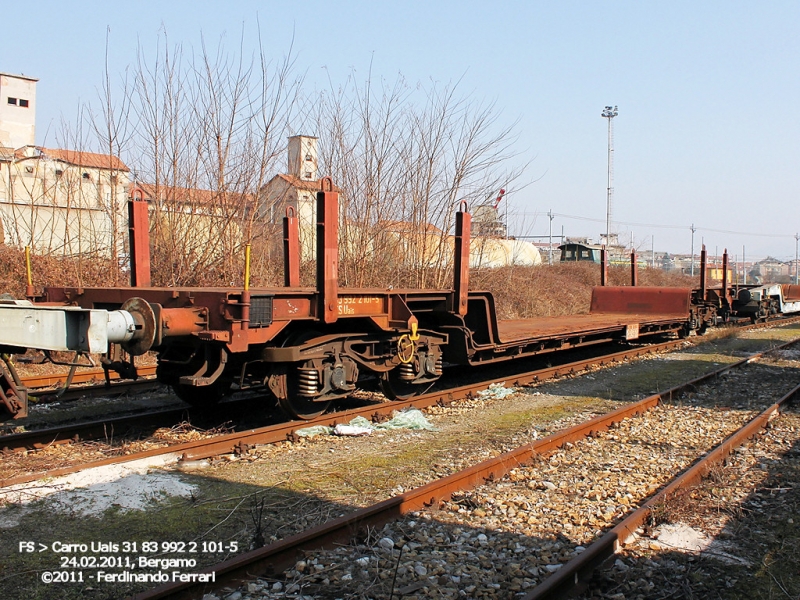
[700,244,707,300]
[600,246,608,286]
[591,286,691,317]
[316,177,339,324]
[453,201,471,316]
[283,206,300,287]
[128,189,151,288]
[630,250,638,286]
[722,248,728,302]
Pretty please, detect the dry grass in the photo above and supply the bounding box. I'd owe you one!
[0,246,122,296]
[471,262,697,319]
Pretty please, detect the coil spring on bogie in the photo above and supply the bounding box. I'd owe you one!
[297,367,319,396]
[398,362,416,381]
[434,354,443,376]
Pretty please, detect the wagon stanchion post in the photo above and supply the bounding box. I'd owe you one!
[453,200,471,316]
[283,205,300,287]
[317,177,339,324]
[722,249,729,308]
[24,245,35,299]
[600,245,608,286]
[630,250,637,286]
[700,244,707,301]
[241,244,251,332]
[128,187,151,288]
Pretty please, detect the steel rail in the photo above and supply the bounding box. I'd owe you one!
[128,335,800,600]
[0,407,191,452]
[19,365,157,390]
[523,380,800,599]
[4,319,797,488]
[0,337,686,489]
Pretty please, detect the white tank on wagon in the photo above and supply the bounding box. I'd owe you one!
[469,238,542,268]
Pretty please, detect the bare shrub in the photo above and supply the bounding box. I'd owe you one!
[311,71,526,290]
[471,263,697,319]
[0,246,121,297]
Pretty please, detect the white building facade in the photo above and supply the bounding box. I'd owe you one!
[0,71,129,257]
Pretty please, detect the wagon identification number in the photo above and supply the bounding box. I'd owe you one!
[337,296,384,315]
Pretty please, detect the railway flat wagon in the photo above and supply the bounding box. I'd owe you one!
[0,179,712,421]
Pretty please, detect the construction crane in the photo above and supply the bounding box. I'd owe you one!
[492,188,506,209]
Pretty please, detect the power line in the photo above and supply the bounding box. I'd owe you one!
[516,212,797,239]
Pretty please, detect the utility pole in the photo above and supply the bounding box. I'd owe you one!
[548,210,554,265]
[602,106,618,246]
[743,245,746,285]
[651,236,655,268]
[690,224,696,276]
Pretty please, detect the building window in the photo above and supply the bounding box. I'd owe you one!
[82,172,92,181]
[304,172,312,179]
[24,166,34,174]
[19,99,29,108]
[55,169,63,177]
[7,97,17,105]
[305,154,312,161]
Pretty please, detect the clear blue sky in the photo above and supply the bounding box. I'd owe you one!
[5,0,799,260]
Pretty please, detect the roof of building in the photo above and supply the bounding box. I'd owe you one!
[558,241,604,250]
[13,147,130,171]
[131,182,255,207]
[0,72,39,82]
[268,173,341,192]
[754,256,785,265]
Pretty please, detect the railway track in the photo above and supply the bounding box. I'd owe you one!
[4,315,797,458]
[19,364,157,391]
[125,334,800,600]
[0,337,691,487]
[0,328,796,597]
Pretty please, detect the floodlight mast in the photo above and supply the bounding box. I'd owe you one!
[602,105,618,246]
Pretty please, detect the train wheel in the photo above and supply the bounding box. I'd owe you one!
[172,378,230,408]
[274,330,331,420]
[277,387,331,420]
[379,369,432,401]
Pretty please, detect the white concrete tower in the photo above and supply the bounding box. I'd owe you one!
[287,135,318,181]
[0,72,37,149]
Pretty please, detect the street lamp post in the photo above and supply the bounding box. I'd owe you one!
[601,106,618,246]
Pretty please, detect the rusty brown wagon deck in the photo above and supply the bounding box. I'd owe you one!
[496,312,683,343]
